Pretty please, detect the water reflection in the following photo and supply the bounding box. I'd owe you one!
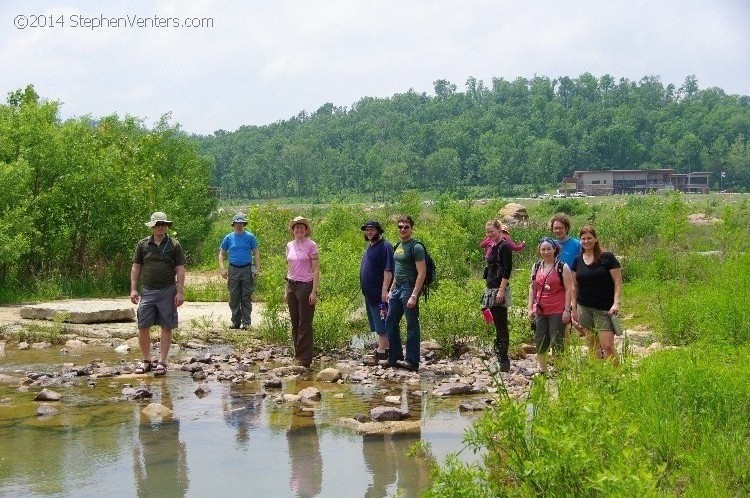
[133,382,189,498]
[222,384,263,446]
[287,413,323,498]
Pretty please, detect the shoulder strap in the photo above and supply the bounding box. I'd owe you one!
[532,260,541,280]
[556,259,564,282]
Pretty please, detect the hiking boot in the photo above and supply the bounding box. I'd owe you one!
[395,360,419,372]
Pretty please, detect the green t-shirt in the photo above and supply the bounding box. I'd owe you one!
[133,235,186,289]
[393,238,425,284]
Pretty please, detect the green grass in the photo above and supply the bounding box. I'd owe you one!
[426,343,750,497]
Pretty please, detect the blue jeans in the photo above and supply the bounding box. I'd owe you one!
[365,301,387,335]
[386,282,420,365]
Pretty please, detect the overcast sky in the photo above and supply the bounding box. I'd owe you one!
[2,0,749,135]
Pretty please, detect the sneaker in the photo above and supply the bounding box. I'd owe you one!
[395,360,418,372]
[229,323,241,330]
[378,359,396,368]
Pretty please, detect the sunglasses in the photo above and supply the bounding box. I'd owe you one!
[154,222,169,227]
[397,225,411,230]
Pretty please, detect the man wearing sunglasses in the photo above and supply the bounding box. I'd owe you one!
[130,211,186,376]
[383,215,426,372]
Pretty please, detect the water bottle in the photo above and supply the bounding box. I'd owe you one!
[379,302,387,320]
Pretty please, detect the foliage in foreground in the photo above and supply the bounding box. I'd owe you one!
[426,344,750,497]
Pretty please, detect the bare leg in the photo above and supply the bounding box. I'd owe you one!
[138,327,152,361]
[599,330,617,364]
[159,326,172,363]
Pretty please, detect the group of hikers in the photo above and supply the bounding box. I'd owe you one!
[129,210,622,376]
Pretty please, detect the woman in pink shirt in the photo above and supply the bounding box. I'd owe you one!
[285,216,320,369]
[527,237,572,376]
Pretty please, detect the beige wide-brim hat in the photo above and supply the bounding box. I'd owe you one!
[145,211,173,227]
[289,216,311,233]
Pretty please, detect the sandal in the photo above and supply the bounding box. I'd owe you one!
[134,360,152,374]
[153,361,168,377]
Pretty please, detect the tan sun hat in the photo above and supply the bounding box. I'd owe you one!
[289,216,311,232]
[145,212,173,227]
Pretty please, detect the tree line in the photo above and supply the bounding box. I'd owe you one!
[0,85,216,297]
[197,73,750,199]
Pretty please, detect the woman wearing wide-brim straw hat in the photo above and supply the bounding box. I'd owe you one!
[284,216,320,369]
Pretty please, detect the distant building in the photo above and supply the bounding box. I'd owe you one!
[671,172,711,193]
[571,169,711,195]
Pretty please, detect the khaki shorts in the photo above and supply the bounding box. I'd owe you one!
[577,304,620,335]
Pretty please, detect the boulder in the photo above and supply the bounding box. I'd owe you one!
[121,386,153,400]
[497,203,528,224]
[315,368,342,382]
[142,403,173,419]
[370,406,408,422]
[298,387,321,404]
[17,342,30,350]
[114,344,130,354]
[65,339,87,349]
[459,400,488,412]
[19,299,135,323]
[431,382,474,396]
[31,342,52,350]
[194,383,211,397]
[263,377,282,389]
[34,388,62,401]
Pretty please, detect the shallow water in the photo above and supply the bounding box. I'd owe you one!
[0,347,481,497]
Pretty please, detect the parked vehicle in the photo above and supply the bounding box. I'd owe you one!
[539,193,551,199]
[553,192,566,198]
[570,192,585,197]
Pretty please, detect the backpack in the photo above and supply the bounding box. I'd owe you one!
[394,239,436,300]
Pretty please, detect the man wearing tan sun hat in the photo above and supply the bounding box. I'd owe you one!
[130,211,186,376]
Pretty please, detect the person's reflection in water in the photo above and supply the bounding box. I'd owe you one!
[362,434,397,498]
[363,432,431,497]
[222,383,263,445]
[133,381,189,497]
[287,410,323,498]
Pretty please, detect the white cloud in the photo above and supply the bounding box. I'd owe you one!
[1,0,748,134]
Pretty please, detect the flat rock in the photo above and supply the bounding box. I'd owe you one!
[34,388,61,401]
[271,365,308,376]
[432,382,474,396]
[31,342,52,349]
[459,400,488,412]
[36,404,59,417]
[315,367,342,382]
[20,299,135,323]
[17,342,29,350]
[142,403,173,419]
[338,417,421,435]
[371,406,408,421]
[65,339,87,349]
[384,395,401,404]
[0,374,21,384]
